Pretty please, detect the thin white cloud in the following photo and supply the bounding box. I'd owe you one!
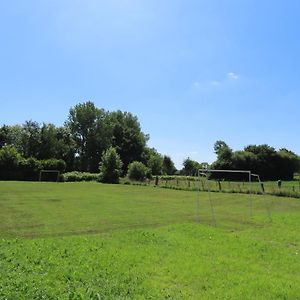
[227,72,239,80]
[192,72,240,90]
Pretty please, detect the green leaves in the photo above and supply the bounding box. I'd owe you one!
[99,147,123,184]
[127,161,149,181]
[0,145,22,170]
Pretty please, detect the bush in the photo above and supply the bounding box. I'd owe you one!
[41,159,66,172]
[18,157,41,181]
[19,157,41,171]
[0,148,67,181]
[147,154,163,175]
[99,147,123,184]
[63,171,99,182]
[0,145,22,170]
[127,161,149,181]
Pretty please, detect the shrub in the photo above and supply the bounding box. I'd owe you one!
[127,161,149,181]
[41,159,66,172]
[147,154,163,175]
[18,157,41,181]
[99,147,123,184]
[19,157,41,171]
[0,149,67,181]
[0,145,22,170]
[63,171,99,182]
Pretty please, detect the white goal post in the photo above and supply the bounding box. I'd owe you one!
[196,169,271,225]
[39,170,60,182]
[196,169,253,225]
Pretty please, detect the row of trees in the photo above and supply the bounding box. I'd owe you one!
[180,141,300,180]
[99,147,152,183]
[0,145,66,180]
[211,141,300,180]
[1,101,299,181]
[0,102,177,178]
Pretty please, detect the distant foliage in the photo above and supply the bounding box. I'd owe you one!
[41,159,66,172]
[108,110,149,173]
[1,102,299,180]
[99,147,123,184]
[63,171,99,182]
[182,158,202,176]
[18,157,41,180]
[0,101,150,174]
[0,145,22,170]
[211,141,300,180]
[127,161,149,181]
[0,146,66,180]
[162,155,177,175]
[147,154,163,175]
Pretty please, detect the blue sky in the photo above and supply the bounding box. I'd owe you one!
[1,1,300,168]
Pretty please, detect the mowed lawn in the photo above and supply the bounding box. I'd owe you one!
[0,182,300,299]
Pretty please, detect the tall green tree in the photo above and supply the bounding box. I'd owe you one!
[0,145,22,170]
[0,125,24,154]
[148,153,163,175]
[21,121,41,158]
[109,110,148,172]
[38,123,60,159]
[182,157,201,176]
[0,125,10,148]
[162,155,176,175]
[99,147,123,184]
[66,101,111,172]
[55,127,76,171]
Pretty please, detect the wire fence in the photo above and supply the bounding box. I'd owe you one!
[125,176,300,199]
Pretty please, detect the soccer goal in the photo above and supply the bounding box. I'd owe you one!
[196,168,272,226]
[251,173,272,220]
[195,168,273,227]
[39,170,60,182]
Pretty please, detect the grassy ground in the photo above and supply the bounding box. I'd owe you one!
[0,181,300,299]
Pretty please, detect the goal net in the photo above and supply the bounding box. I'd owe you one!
[39,170,60,182]
[196,169,270,227]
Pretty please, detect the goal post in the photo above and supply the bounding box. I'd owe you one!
[251,173,272,221]
[196,169,253,225]
[39,170,60,182]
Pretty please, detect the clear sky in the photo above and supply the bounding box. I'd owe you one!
[1,1,300,168]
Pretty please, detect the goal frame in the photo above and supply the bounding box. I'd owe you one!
[196,169,253,225]
[39,170,60,182]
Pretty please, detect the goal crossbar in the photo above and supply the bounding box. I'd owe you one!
[196,168,272,225]
[196,169,253,225]
[39,170,60,182]
[198,169,251,174]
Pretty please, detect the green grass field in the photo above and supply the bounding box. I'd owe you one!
[1,182,300,299]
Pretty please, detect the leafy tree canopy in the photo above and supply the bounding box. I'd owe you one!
[99,147,123,184]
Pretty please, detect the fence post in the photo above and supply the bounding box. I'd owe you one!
[277,180,282,189]
[218,180,222,192]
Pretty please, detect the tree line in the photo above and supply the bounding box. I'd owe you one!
[0,101,176,180]
[212,141,300,180]
[181,141,300,180]
[1,101,299,181]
